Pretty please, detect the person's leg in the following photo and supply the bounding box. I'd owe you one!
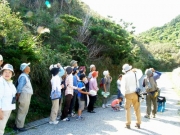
[88,95,93,111]
[91,96,97,111]
[58,96,63,117]
[61,94,72,120]
[0,111,11,135]
[132,93,141,125]
[125,94,133,126]
[50,99,59,122]
[145,94,152,117]
[15,93,31,128]
[68,92,77,115]
[152,95,157,117]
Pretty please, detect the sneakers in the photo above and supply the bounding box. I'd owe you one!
[152,114,156,118]
[13,126,27,132]
[144,115,150,119]
[49,120,59,125]
[62,117,70,121]
[76,116,85,121]
[102,104,105,108]
[125,125,131,129]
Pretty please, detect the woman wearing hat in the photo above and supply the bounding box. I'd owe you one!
[0,64,16,134]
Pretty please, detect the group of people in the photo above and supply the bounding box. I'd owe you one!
[0,53,161,134]
[48,60,111,124]
[0,54,33,135]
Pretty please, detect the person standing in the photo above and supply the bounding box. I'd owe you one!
[61,67,81,121]
[49,64,63,124]
[14,63,33,132]
[88,71,99,113]
[0,64,16,135]
[102,70,112,108]
[143,69,158,119]
[121,64,141,129]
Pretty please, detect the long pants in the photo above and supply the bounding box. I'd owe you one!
[58,96,64,116]
[146,94,157,115]
[125,93,141,126]
[103,97,108,105]
[61,94,72,120]
[88,95,97,112]
[15,93,32,128]
[0,110,11,135]
[69,92,77,114]
[50,99,59,122]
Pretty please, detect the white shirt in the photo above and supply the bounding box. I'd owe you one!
[121,71,140,95]
[0,77,16,111]
[51,75,62,92]
[117,79,121,90]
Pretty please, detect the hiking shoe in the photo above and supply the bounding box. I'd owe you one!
[144,115,150,119]
[125,125,131,129]
[62,117,70,121]
[152,114,156,118]
[105,104,109,108]
[76,116,85,121]
[135,124,140,129]
[49,121,59,125]
[102,104,105,108]
[14,127,27,132]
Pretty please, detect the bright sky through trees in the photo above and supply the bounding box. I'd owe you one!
[81,0,180,34]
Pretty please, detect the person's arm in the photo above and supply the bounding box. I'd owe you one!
[16,76,26,100]
[120,77,126,96]
[58,67,65,77]
[77,82,89,95]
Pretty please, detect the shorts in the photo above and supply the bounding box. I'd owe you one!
[78,97,85,110]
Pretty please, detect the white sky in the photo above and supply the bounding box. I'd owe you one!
[81,0,180,34]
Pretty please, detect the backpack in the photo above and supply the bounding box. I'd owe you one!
[99,77,105,88]
[157,96,166,112]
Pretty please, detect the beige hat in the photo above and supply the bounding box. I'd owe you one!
[0,54,3,60]
[70,60,77,66]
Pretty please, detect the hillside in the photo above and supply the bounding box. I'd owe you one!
[138,15,180,45]
[132,14,180,71]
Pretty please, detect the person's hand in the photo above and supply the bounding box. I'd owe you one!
[77,88,81,91]
[61,84,64,88]
[16,93,21,101]
[132,68,137,72]
[151,68,155,72]
[86,92,90,95]
[0,109,3,120]
[57,63,61,67]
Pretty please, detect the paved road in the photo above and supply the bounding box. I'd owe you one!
[18,73,180,135]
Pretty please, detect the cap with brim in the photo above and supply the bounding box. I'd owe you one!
[20,63,30,71]
[70,60,77,66]
[122,64,132,73]
[1,64,15,76]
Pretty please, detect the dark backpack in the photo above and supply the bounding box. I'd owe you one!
[99,78,105,88]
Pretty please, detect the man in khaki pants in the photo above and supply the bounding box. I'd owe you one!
[121,64,141,129]
[14,63,33,132]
